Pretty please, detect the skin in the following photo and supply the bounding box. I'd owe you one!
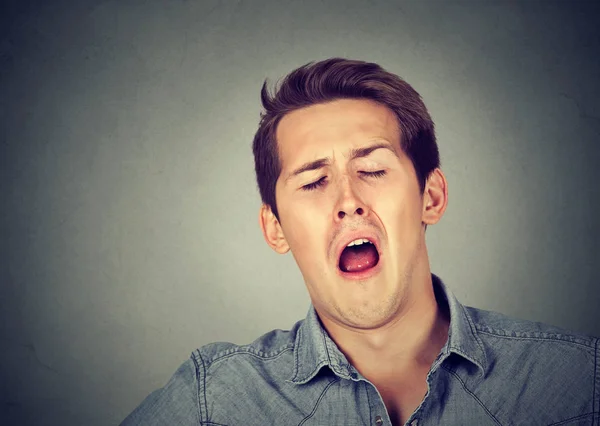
[259,99,449,425]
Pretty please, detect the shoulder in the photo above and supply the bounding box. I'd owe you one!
[121,320,304,425]
[466,305,598,347]
[464,305,598,374]
[193,318,301,370]
[191,319,303,392]
[456,306,599,425]
[190,320,305,423]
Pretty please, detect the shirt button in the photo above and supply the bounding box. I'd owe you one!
[375,416,383,425]
[411,420,418,426]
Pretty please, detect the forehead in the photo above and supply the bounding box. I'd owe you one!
[275,99,401,167]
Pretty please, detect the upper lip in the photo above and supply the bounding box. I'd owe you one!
[333,229,381,268]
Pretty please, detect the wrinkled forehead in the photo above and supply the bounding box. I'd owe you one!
[275,99,402,170]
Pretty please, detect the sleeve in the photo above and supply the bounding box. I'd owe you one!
[119,357,202,426]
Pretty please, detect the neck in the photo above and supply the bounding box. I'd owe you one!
[320,272,450,376]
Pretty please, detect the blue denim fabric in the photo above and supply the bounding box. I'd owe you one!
[121,275,599,425]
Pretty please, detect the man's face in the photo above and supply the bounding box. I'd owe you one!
[262,99,440,330]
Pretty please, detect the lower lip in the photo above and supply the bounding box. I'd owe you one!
[336,255,383,281]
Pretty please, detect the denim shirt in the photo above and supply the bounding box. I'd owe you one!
[121,275,599,425]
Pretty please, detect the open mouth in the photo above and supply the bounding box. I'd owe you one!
[338,238,380,273]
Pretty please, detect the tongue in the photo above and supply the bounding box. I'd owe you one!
[339,244,378,273]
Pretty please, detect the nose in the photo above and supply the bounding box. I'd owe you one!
[334,177,367,221]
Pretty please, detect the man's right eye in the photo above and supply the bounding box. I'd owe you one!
[302,177,327,191]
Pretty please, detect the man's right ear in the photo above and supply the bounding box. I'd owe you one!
[259,204,290,254]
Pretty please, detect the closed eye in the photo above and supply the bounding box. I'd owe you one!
[360,170,387,178]
[302,176,327,191]
[301,171,386,192]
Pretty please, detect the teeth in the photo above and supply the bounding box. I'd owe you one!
[346,238,372,247]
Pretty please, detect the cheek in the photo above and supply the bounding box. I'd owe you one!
[370,180,406,215]
[282,204,327,256]
[373,183,423,235]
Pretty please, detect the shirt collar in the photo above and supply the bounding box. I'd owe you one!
[432,274,488,374]
[288,304,355,384]
[288,273,488,384]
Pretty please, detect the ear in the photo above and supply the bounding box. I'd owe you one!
[422,168,448,225]
[259,204,290,254]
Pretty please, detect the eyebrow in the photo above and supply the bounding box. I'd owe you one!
[285,142,398,183]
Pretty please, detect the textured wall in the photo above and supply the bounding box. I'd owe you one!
[1,1,599,425]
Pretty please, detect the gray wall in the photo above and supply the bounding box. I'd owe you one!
[2,1,599,425]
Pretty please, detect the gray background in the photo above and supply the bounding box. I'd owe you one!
[1,0,599,425]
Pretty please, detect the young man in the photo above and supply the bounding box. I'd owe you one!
[122,58,598,425]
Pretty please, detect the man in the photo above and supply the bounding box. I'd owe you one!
[121,58,598,425]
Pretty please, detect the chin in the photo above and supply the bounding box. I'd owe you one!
[335,293,400,327]
[341,311,394,330]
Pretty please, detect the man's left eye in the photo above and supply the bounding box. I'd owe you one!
[360,170,386,178]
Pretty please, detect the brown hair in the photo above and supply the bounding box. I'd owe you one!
[252,58,439,221]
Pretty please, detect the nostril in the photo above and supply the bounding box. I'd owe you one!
[338,208,363,219]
